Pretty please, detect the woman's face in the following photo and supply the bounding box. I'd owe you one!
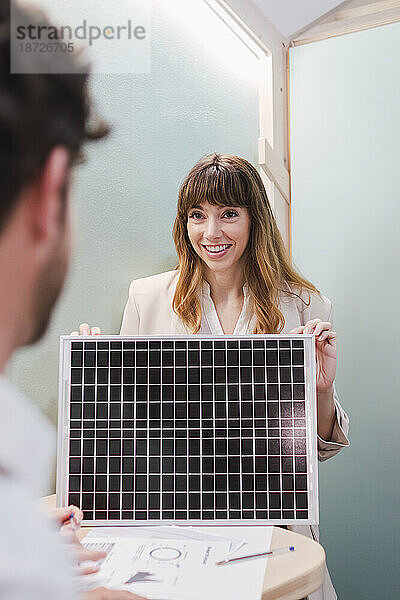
[187,202,251,274]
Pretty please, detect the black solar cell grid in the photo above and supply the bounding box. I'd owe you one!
[58,335,318,525]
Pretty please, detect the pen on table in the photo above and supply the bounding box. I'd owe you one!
[216,545,295,566]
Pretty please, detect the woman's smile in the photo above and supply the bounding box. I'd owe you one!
[202,243,232,258]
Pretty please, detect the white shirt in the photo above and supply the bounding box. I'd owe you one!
[0,375,77,600]
[199,281,257,335]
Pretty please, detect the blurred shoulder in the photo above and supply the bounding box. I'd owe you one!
[0,475,76,598]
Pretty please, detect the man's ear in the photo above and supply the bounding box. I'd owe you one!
[29,146,71,244]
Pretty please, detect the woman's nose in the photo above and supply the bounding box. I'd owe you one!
[205,218,222,240]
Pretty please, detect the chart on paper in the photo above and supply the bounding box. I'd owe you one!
[83,537,231,600]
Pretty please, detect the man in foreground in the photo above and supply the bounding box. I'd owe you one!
[0,1,143,598]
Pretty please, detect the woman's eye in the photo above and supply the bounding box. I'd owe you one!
[189,212,204,220]
[223,210,239,218]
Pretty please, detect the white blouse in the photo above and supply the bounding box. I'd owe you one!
[199,281,256,335]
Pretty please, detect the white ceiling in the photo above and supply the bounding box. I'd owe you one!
[250,0,347,37]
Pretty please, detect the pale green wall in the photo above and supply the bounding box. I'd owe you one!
[8,1,259,434]
[290,23,400,599]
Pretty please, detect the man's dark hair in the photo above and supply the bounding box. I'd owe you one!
[0,0,109,231]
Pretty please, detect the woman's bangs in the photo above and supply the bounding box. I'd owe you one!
[182,167,249,213]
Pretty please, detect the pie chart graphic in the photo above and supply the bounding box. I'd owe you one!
[149,546,182,561]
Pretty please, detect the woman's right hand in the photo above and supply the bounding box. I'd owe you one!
[71,323,102,336]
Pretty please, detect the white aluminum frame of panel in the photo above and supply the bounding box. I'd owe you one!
[57,334,319,527]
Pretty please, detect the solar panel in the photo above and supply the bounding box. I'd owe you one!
[57,335,318,526]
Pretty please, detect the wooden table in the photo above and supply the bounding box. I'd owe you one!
[265,527,325,600]
[43,495,325,600]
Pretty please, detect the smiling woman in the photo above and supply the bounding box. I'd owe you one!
[172,153,319,335]
[78,153,349,599]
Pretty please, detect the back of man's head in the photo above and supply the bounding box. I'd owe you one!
[0,0,108,357]
[0,0,108,232]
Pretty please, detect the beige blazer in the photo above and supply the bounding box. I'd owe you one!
[120,270,350,600]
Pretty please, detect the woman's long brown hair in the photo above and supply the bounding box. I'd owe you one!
[172,153,319,333]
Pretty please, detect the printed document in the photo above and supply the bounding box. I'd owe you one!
[82,526,273,600]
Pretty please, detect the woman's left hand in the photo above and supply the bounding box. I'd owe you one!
[290,318,336,392]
